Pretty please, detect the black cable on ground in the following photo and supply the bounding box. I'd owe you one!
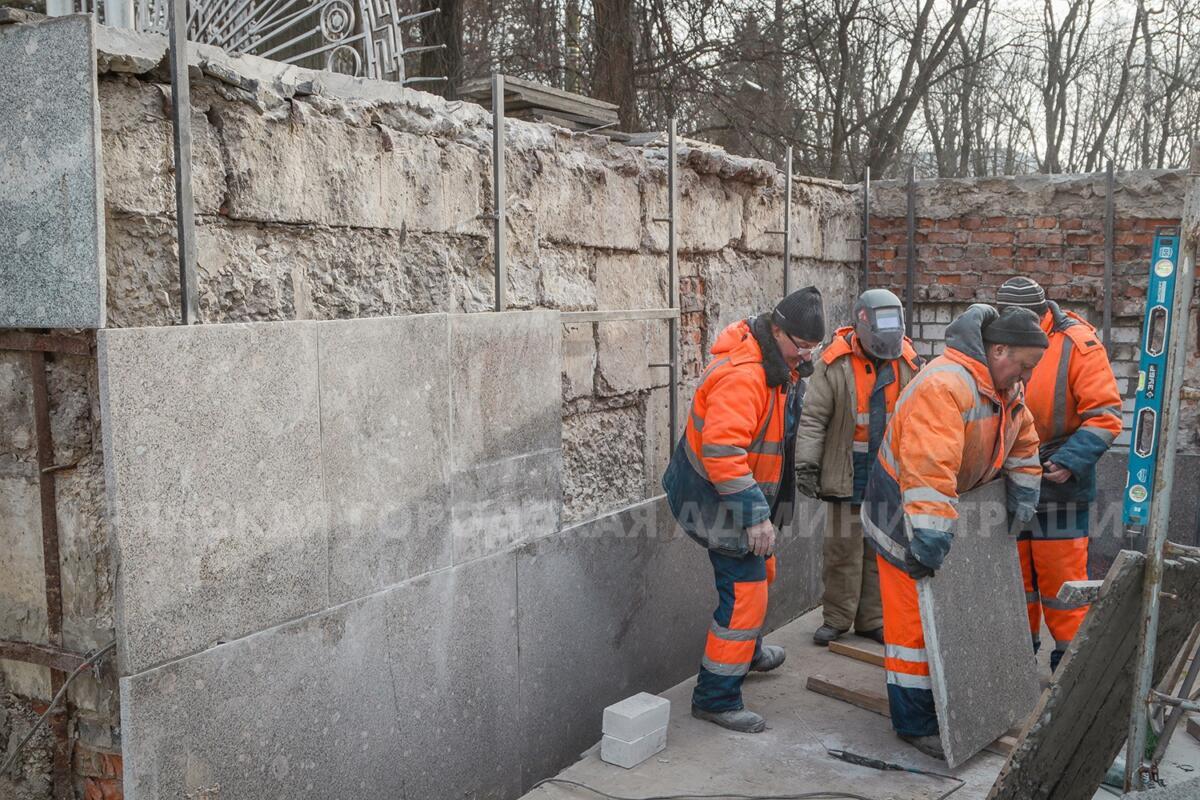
[0,640,117,776]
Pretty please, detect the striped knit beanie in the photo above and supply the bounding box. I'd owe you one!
[996,277,1048,316]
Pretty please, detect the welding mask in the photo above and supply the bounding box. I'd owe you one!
[853,289,905,361]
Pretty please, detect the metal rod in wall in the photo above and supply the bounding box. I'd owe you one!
[783,146,793,296]
[668,118,680,443]
[492,72,507,312]
[169,0,200,325]
[864,165,873,291]
[29,351,72,800]
[1103,161,1115,351]
[1123,223,1197,791]
[905,165,916,337]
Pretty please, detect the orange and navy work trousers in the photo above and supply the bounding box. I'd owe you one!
[877,554,938,737]
[1018,504,1090,670]
[693,550,777,712]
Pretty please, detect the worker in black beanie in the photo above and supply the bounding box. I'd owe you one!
[662,286,824,733]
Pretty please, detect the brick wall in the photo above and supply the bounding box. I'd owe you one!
[866,171,1199,453]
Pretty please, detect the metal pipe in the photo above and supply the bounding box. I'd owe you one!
[861,165,871,291]
[492,72,506,312]
[783,146,793,297]
[1124,221,1197,790]
[905,165,916,337]
[668,118,679,444]
[169,0,200,324]
[1103,161,1115,351]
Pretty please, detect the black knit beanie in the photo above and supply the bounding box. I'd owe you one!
[982,306,1049,348]
[772,286,825,342]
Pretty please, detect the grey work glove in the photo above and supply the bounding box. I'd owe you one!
[904,549,936,580]
[796,462,821,499]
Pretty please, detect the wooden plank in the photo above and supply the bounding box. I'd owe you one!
[458,76,619,122]
[492,73,619,111]
[828,640,885,668]
[806,674,1018,754]
[806,675,890,717]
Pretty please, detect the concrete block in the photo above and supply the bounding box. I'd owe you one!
[562,406,646,524]
[537,247,597,310]
[595,253,667,310]
[380,551,522,800]
[531,152,642,251]
[120,551,521,800]
[451,448,561,563]
[516,498,694,787]
[821,205,862,262]
[119,595,398,800]
[319,315,452,602]
[646,174,744,254]
[217,100,484,232]
[99,77,226,216]
[600,727,667,769]
[917,479,1040,769]
[603,693,670,741]
[449,311,561,469]
[740,185,822,258]
[0,16,106,328]
[98,322,327,674]
[596,320,668,396]
[1057,580,1103,607]
[562,322,597,402]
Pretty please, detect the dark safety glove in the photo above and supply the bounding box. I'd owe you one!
[904,549,936,580]
[796,462,821,499]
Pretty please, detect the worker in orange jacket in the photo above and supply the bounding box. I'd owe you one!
[997,277,1123,670]
[861,304,1047,759]
[663,287,825,733]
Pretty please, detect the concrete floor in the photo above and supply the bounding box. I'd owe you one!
[522,608,1200,800]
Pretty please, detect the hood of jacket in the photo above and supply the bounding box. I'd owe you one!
[943,303,1007,403]
[711,316,795,388]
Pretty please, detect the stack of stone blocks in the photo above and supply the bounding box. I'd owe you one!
[600,693,671,769]
[0,14,864,800]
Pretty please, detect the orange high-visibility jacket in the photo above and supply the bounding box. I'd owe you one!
[662,318,802,553]
[862,304,1043,571]
[1024,301,1122,505]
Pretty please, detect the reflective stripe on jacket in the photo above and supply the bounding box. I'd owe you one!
[663,318,802,553]
[1025,301,1122,505]
[862,304,1042,571]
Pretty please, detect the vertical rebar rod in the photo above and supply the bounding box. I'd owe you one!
[1103,161,1115,351]
[783,146,793,297]
[492,72,506,312]
[905,164,916,337]
[1124,218,1197,791]
[668,118,679,443]
[29,352,71,800]
[169,0,199,324]
[861,165,871,291]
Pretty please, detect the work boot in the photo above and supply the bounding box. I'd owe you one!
[691,705,767,733]
[813,624,848,646]
[750,644,786,672]
[855,627,885,645]
[899,733,945,760]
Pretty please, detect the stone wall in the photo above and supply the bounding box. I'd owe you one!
[0,16,861,800]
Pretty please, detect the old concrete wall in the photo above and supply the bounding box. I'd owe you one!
[0,18,861,800]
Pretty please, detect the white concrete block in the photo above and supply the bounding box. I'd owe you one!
[602,692,670,741]
[600,726,667,769]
